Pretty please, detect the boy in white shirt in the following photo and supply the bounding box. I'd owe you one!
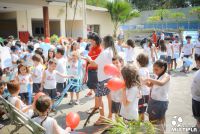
[55,48,67,94]
[172,36,181,70]
[181,36,194,73]
[191,55,200,131]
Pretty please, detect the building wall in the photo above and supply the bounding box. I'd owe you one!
[66,20,83,38]
[86,10,114,37]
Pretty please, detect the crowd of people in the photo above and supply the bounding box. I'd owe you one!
[0,31,199,134]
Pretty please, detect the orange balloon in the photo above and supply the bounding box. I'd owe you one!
[104,64,120,76]
[66,112,80,129]
[107,78,125,91]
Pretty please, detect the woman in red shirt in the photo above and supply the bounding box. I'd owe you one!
[86,33,102,111]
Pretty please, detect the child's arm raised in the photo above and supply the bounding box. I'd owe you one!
[147,75,170,86]
[55,71,74,78]
[53,119,71,134]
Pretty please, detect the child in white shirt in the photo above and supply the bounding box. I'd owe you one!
[136,53,150,121]
[33,95,71,134]
[172,37,181,70]
[32,54,44,93]
[120,65,140,121]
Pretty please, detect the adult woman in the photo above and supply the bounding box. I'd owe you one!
[86,33,102,97]
[85,35,117,125]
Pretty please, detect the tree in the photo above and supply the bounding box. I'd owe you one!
[170,12,186,29]
[106,0,140,37]
[154,9,171,29]
[190,6,200,20]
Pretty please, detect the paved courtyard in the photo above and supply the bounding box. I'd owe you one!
[0,46,197,134]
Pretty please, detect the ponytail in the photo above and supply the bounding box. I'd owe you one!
[103,35,118,57]
[154,60,167,80]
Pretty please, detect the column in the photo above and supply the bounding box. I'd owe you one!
[43,6,50,38]
[60,19,66,37]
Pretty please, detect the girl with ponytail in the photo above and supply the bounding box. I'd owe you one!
[145,60,170,134]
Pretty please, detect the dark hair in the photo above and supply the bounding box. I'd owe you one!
[136,53,149,67]
[27,45,34,52]
[35,95,51,126]
[48,59,57,65]
[112,55,124,64]
[77,37,83,43]
[18,64,29,74]
[88,33,101,45]
[196,54,200,62]
[154,60,168,79]
[103,35,117,57]
[35,48,45,64]
[48,49,55,61]
[10,46,17,52]
[159,40,167,52]
[186,35,192,39]
[56,48,65,56]
[32,54,42,63]
[15,41,21,48]
[121,65,140,89]
[0,82,6,95]
[36,95,51,113]
[7,80,20,94]
[29,36,34,41]
[3,40,8,46]
[70,42,79,52]
[126,39,135,48]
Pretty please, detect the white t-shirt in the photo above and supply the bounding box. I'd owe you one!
[138,67,150,95]
[8,96,33,117]
[194,41,200,55]
[191,70,200,102]
[67,61,79,78]
[11,53,19,63]
[151,73,170,101]
[111,90,122,103]
[44,70,57,89]
[18,74,31,93]
[161,33,165,40]
[95,48,113,82]
[143,43,155,60]
[126,47,135,62]
[172,42,181,53]
[55,57,67,83]
[32,64,44,83]
[34,116,55,134]
[183,43,194,56]
[166,43,173,56]
[120,86,139,120]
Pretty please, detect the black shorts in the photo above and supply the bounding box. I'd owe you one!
[192,99,200,122]
[111,101,121,114]
[87,70,98,89]
[95,79,110,97]
[43,88,57,99]
[56,82,66,93]
[138,95,149,114]
[33,83,41,93]
[195,53,200,61]
[147,99,168,121]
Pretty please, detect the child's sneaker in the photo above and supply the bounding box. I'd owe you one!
[69,100,74,105]
[74,100,79,105]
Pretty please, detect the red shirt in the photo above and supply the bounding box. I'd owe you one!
[88,45,102,70]
[152,33,157,44]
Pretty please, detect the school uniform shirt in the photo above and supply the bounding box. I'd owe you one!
[11,53,19,63]
[151,73,170,101]
[125,47,135,62]
[191,70,200,102]
[166,43,173,57]
[120,86,139,120]
[138,67,150,96]
[44,70,57,89]
[161,33,165,40]
[18,74,31,93]
[32,64,44,83]
[55,57,67,83]
[95,48,113,82]
[67,61,79,78]
[172,42,181,53]
[143,43,155,60]
[111,88,122,102]
[33,116,55,134]
[194,41,200,55]
[182,43,194,56]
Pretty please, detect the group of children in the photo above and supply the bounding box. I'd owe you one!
[0,33,199,134]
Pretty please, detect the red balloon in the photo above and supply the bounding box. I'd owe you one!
[34,92,45,103]
[66,112,80,129]
[44,37,50,43]
[104,64,120,76]
[107,78,125,91]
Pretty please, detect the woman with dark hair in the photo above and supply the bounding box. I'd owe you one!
[85,35,117,125]
[85,33,102,113]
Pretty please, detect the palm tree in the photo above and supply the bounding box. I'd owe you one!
[106,0,140,38]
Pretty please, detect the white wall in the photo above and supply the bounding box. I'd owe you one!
[66,20,83,38]
[86,10,114,37]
